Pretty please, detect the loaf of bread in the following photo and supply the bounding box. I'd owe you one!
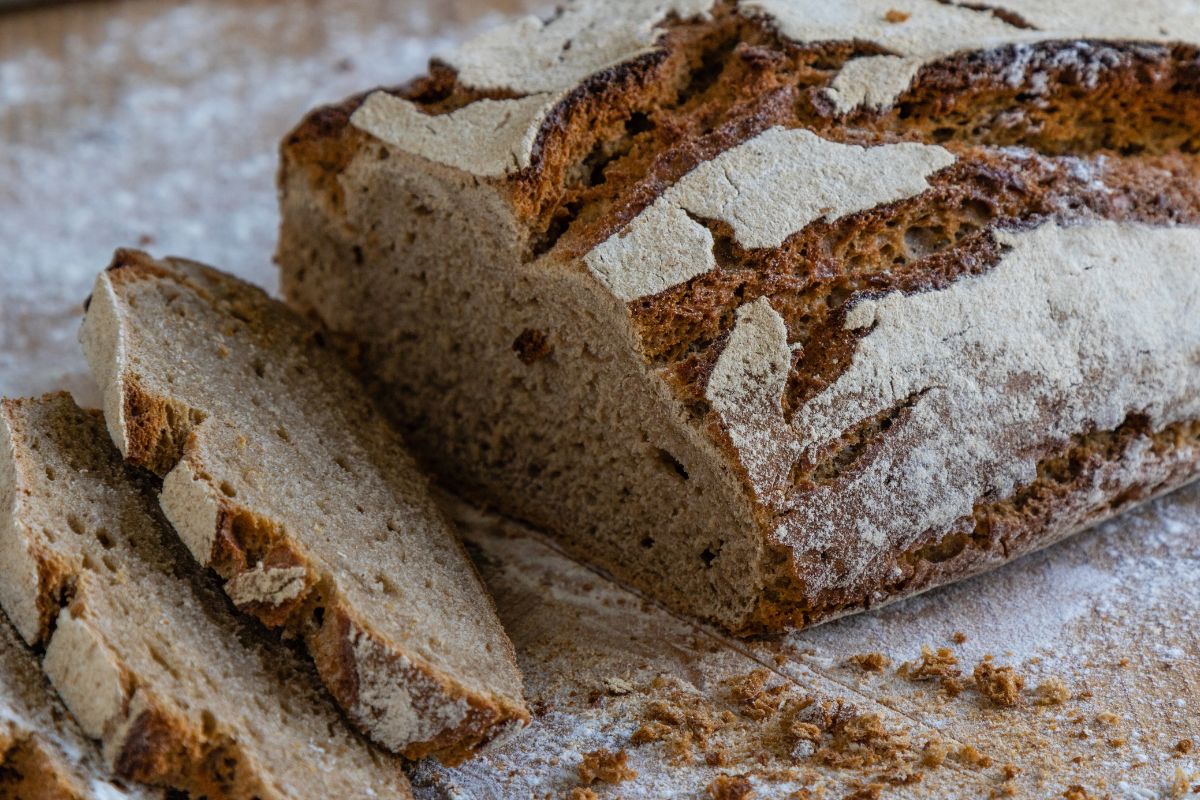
[0,605,158,800]
[0,393,411,798]
[79,251,528,762]
[278,0,1200,633]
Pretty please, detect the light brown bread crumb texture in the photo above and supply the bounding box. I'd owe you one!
[278,0,1200,634]
[80,250,528,763]
[0,393,411,799]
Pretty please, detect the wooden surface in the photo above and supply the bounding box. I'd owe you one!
[1,2,1197,798]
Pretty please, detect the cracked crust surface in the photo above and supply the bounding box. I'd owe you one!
[279,0,1200,633]
[0,393,411,799]
[79,251,528,763]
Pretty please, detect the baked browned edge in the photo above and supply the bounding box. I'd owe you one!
[277,2,1200,635]
[97,250,528,764]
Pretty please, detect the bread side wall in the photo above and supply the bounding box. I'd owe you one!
[278,145,784,631]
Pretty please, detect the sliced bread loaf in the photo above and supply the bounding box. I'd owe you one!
[277,0,1200,634]
[0,609,156,800]
[79,250,528,764]
[0,393,412,799]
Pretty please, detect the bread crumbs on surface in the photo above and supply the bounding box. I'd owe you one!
[706,773,754,800]
[847,653,892,673]
[1176,738,1195,754]
[883,8,911,23]
[951,631,968,645]
[898,645,964,695]
[845,782,885,800]
[973,659,1025,707]
[1033,677,1070,706]
[1094,711,1119,726]
[1061,784,1098,800]
[577,748,636,785]
[567,789,599,800]
[954,744,994,769]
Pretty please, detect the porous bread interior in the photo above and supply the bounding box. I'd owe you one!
[81,256,525,759]
[279,4,1200,632]
[280,159,770,631]
[0,394,410,799]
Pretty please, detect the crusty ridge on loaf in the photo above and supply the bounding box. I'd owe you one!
[0,393,411,799]
[0,611,156,800]
[79,251,527,763]
[278,0,1200,633]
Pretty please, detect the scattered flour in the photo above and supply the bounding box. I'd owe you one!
[0,0,548,400]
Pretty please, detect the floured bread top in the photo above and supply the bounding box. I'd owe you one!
[347,0,1200,176]
[0,394,410,799]
[706,220,1200,595]
[585,127,955,300]
[80,252,527,762]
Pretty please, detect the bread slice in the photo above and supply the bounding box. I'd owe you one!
[79,250,527,763]
[277,0,1200,634]
[0,393,412,799]
[0,609,157,800]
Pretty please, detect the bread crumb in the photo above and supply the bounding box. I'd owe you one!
[1094,711,1119,726]
[845,783,885,800]
[568,789,599,800]
[973,660,1025,707]
[1171,765,1197,799]
[847,652,892,673]
[726,669,786,719]
[1176,738,1194,754]
[883,8,911,23]
[577,749,636,785]
[1062,785,1098,800]
[954,744,993,769]
[951,631,967,644]
[706,774,754,799]
[1001,763,1021,780]
[921,739,952,768]
[631,720,671,744]
[1033,677,1070,706]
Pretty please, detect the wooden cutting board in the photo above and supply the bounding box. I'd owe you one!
[2,2,1196,798]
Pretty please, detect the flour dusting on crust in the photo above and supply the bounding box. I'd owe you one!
[586,127,954,300]
[702,220,1200,594]
[349,0,1200,175]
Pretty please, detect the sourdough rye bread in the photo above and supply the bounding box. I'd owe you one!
[278,0,1200,634]
[79,251,527,763]
[0,394,410,799]
[0,609,157,800]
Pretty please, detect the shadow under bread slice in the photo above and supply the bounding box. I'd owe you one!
[80,250,528,765]
[0,393,412,800]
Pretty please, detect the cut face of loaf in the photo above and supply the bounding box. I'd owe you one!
[277,0,1200,633]
[0,606,157,800]
[0,394,410,799]
[79,251,527,763]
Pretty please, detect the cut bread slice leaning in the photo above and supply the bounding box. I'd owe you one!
[0,393,411,799]
[80,250,527,764]
[0,604,159,800]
